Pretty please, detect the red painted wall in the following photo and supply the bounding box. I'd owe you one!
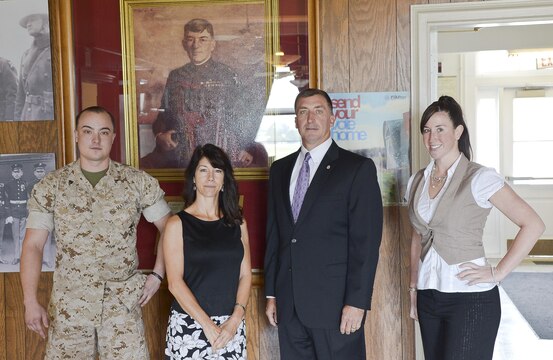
[72,0,306,269]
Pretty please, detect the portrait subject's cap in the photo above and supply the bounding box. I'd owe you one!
[19,13,49,28]
[34,162,46,170]
[11,163,23,171]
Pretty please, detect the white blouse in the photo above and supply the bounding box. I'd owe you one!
[405,154,505,292]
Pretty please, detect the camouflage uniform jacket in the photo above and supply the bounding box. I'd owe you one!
[26,160,170,326]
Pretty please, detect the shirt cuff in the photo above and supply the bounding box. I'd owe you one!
[26,211,54,232]
[143,199,171,222]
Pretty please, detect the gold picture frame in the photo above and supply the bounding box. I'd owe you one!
[120,0,278,181]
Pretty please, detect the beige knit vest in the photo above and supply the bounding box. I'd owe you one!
[408,156,492,265]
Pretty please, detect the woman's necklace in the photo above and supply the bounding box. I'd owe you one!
[430,164,447,189]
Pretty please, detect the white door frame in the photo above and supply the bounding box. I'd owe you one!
[410,0,553,171]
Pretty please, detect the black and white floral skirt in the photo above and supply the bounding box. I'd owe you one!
[165,308,247,359]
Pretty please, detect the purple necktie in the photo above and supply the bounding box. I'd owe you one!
[292,152,311,222]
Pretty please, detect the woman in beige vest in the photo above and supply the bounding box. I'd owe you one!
[406,96,545,360]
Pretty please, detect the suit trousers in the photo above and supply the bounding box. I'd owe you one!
[277,309,366,360]
[417,286,501,360]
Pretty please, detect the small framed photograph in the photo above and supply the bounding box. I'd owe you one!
[0,153,56,272]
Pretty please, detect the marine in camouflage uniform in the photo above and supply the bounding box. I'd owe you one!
[22,106,171,359]
[0,56,17,120]
[14,13,54,121]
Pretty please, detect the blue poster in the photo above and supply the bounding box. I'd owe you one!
[330,92,410,205]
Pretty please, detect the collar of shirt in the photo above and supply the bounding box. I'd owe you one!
[72,160,116,190]
[423,152,463,180]
[289,137,333,201]
[299,137,332,172]
[418,153,463,223]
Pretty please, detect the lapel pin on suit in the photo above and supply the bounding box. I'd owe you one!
[326,165,331,170]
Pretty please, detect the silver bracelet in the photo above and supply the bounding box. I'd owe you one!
[491,266,498,284]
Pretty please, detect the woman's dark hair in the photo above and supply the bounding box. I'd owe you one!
[184,144,243,226]
[420,95,472,160]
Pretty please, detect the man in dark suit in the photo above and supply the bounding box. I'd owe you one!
[264,88,383,359]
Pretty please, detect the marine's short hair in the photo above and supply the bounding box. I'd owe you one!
[76,106,116,130]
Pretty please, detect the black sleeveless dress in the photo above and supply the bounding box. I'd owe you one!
[165,211,246,359]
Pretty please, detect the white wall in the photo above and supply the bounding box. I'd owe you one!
[437,51,553,257]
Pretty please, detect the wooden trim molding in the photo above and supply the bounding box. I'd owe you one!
[50,0,77,166]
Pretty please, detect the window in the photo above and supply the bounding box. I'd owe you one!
[255,69,301,163]
[512,96,553,181]
[473,50,553,185]
[475,90,500,170]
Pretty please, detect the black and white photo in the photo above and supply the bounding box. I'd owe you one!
[0,152,55,272]
[0,0,54,122]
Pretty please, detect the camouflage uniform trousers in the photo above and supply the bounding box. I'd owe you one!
[45,279,149,360]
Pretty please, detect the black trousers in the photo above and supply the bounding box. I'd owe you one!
[277,309,366,360]
[417,287,501,360]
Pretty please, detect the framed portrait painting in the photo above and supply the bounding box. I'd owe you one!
[120,0,278,181]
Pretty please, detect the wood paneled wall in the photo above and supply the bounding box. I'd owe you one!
[319,0,415,358]
[0,0,480,359]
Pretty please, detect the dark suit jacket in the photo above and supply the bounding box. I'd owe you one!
[264,141,383,329]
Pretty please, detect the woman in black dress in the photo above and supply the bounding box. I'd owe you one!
[164,144,252,359]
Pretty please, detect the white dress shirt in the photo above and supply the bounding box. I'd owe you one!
[289,137,333,202]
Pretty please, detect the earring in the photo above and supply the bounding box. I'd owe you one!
[193,178,196,191]
[221,185,224,192]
